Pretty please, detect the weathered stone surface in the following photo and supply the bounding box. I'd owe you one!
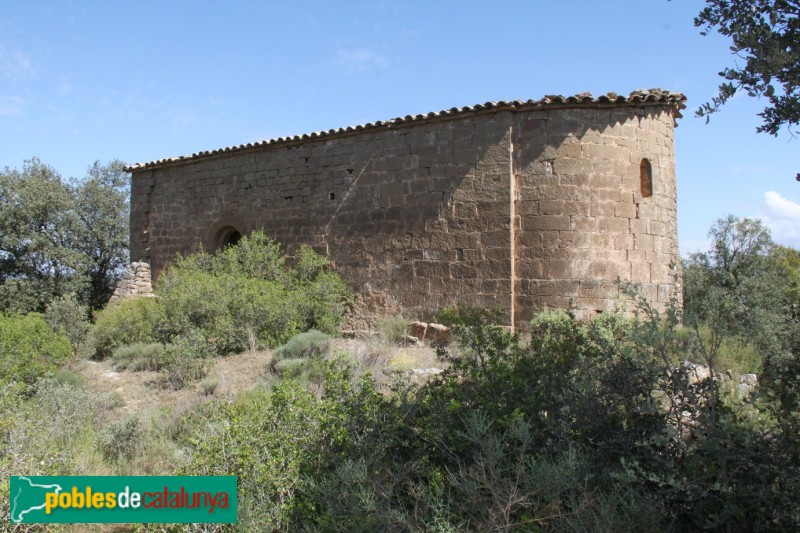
[110,262,155,301]
[408,321,428,340]
[128,92,683,329]
[740,374,758,386]
[426,323,451,346]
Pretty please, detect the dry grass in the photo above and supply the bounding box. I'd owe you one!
[74,337,446,421]
[73,349,273,422]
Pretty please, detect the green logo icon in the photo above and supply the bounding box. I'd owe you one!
[10,476,237,524]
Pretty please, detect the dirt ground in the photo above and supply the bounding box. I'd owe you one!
[73,338,445,420]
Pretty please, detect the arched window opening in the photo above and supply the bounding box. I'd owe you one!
[640,158,653,198]
[224,231,242,247]
[214,226,242,251]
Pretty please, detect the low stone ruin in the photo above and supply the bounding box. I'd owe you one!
[110,262,155,301]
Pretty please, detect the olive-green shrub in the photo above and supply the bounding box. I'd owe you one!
[92,297,160,359]
[0,313,71,387]
[272,329,332,361]
[157,232,349,354]
[45,293,90,354]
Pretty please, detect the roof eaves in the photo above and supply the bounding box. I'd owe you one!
[126,89,686,172]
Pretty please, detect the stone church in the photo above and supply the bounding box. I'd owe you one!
[127,89,684,329]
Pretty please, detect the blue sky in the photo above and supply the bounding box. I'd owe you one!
[1,1,797,254]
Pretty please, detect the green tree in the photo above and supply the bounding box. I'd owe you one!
[0,158,82,312]
[0,158,129,312]
[683,215,788,345]
[71,160,130,309]
[684,215,800,439]
[694,0,800,140]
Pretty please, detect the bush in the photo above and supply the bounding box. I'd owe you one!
[200,377,219,396]
[377,315,409,345]
[0,313,71,387]
[1,379,114,482]
[99,415,143,462]
[272,329,332,362]
[181,358,395,530]
[158,335,209,390]
[156,232,349,355]
[45,293,90,354]
[112,342,166,372]
[177,305,800,531]
[273,357,307,378]
[92,297,160,359]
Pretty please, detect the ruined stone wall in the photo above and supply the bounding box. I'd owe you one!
[130,96,681,328]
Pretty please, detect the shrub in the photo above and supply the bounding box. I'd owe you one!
[377,314,409,345]
[1,379,113,482]
[272,329,332,362]
[273,357,307,378]
[200,377,219,396]
[158,336,209,390]
[0,313,71,387]
[156,233,349,354]
[181,359,395,530]
[112,342,166,372]
[99,415,143,462]
[52,369,84,388]
[92,297,160,359]
[45,293,90,354]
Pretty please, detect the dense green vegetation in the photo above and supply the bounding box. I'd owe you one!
[0,313,71,390]
[1,215,799,531]
[177,306,800,530]
[0,158,129,313]
[85,231,351,391]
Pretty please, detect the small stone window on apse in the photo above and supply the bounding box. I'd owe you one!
[640,158,653,198]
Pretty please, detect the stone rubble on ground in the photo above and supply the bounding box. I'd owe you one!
[406,321,451,346]
[681,361,758,396]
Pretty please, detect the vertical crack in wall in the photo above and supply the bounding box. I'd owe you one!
[321,158,374,255]
[141,176,156,262]
[509,125,516,332]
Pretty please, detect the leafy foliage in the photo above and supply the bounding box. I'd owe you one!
[683,215,800,435]
[45,292,91,355]
[0,313,71,388]
[92,297,160,359]
[175,299,799,530]
[695,0,800,138]
[272,330,332,362]
[0,158,129,313]
[157,232,350,354]
[99,415,143,463]
[377,314,410,345]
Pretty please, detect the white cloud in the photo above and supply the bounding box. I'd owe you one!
[760,191,800,248]
[333,48,389,72]
[0,46,35,81]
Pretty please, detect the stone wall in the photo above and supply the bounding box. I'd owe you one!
[110,262,155,301]
[129,91,683,328]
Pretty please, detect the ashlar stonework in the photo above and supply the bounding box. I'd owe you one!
[127,89,685,329]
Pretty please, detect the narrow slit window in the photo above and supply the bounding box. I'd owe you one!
[640,158,653,198]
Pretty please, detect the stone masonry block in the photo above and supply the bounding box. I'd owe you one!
[130,97,682,326]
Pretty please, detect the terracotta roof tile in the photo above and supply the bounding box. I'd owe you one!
[127,89,686,171]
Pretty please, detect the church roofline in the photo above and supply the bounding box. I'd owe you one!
[126,89,686,172]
